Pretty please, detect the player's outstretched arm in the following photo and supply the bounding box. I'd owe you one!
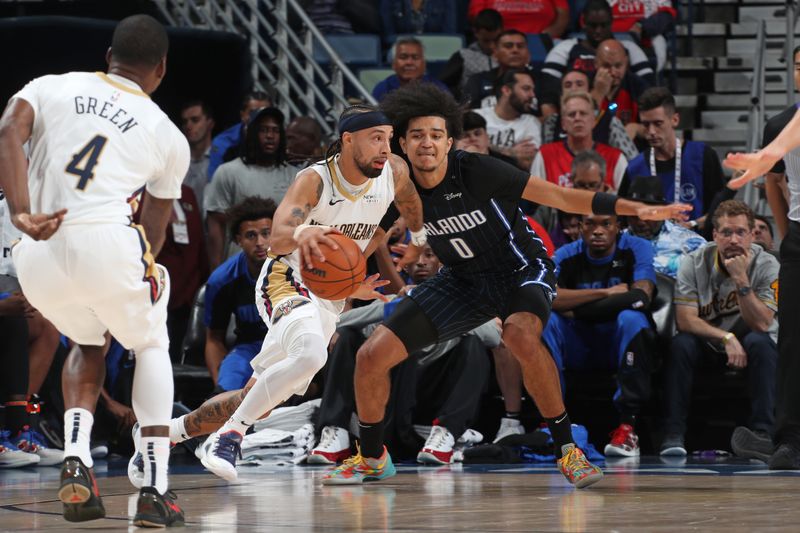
[139,191,174,257]
[0,97,66,240]
[389,154,426,270]
[521,175,692,221]
[269,167,340,269]
[725,108,800,189]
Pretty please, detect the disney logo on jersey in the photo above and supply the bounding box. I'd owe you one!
[444,192,462,201]
[423,209,487,236]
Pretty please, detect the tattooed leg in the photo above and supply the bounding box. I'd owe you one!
[181,378,272,437]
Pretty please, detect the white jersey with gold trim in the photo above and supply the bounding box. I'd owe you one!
[13,71,189,225]
[279,154,395,279]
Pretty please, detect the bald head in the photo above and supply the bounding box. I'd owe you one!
[595,39,628,93]
[596,39,626,62]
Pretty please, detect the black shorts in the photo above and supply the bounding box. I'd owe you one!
[384,263,556,353]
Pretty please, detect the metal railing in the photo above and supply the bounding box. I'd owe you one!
[153,0,376,137]
[742,20,767,209]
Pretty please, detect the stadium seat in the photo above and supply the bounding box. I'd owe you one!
[180,284,207,366]
[526,33,554,67]
[358,67,394,94]
[313,34,382,66]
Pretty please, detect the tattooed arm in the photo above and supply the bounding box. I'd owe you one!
[389,154,425,270]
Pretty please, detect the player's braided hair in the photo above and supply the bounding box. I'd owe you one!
[379,82,463,139]
[324,104,380,162]
[226,196,278,242]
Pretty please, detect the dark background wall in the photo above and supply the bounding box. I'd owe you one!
[0,8,254,134]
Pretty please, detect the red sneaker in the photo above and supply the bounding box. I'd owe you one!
[308,426,351,464]
[417,425,455,465]
[604,424,640,457]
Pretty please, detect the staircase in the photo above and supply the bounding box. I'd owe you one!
[672,0,798,162]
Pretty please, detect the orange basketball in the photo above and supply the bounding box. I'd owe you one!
[301,233,366,300]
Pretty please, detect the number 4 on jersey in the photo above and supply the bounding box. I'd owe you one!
[66,135,107,190]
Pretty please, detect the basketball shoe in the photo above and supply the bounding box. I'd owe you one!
[731,426,773,462]
[308,426,351,464]
[0,430,40,468]
[557,444,604,489]
[604,424,640,457]
[133,486,185,527]
[493,417,525,443]
[59,456,106,522]
[769,443,800,470]
[200,430,243,482]
[417,425,455,465]
[11,425,62,466]
[321,445,396,485]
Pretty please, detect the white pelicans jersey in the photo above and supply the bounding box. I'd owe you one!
[13,71,189,225]
[280,154,395,278]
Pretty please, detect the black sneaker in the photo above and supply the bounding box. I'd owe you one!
[58,456,106,522]
[768,443,800,470]
[133,486,185,527]
[731,426,773,462]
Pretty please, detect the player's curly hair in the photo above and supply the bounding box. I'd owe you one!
[380,82,463,139]
[226,196,278,242]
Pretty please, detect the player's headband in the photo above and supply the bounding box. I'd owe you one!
[338,111,391,135]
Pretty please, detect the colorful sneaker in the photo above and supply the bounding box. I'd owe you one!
[133,486,185,527]
[200,430,242,482]
[321,446,396,485]
[308,426,351,465]
[557,444,604,489]
[604,424,640,457]
[59,456,106,522]
[659,434,687,457]
[0,430,40,468]
[128,422,144,489]
[493,417,524,443]
[417,425,455,465]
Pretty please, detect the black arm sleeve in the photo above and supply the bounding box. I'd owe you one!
[701,145,726,214]
[572,288,651,322]
[640,11,675,38]
[460,152,530,201]
[379,203,400,232]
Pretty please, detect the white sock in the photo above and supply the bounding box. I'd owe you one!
[141,436,170,494]
[63,408,94,467]
[169,415,189,443]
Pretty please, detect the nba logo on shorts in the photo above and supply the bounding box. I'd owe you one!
[626,351,634,366]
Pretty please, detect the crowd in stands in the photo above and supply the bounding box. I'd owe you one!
[0,0,784,468]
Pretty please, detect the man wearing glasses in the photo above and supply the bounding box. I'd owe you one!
[661,200,779,457]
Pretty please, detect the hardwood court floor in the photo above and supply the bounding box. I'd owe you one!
[2,457,800,531]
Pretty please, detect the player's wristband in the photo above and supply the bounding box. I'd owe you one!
[591,192,618,215]
[293,224,331,241]
[722,332,735,345]
[409,228,427,247]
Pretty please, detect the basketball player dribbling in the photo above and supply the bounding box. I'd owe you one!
[0,15,188,526]
[323,83,692,488]
[193,104,427,481]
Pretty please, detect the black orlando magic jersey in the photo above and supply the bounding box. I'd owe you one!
[382,150,551,274]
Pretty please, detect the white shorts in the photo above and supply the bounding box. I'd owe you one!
[13,223,169,350]
[250,256,340,389]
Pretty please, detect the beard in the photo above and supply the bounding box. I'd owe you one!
[357,159,383,179]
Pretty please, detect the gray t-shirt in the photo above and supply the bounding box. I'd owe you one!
[184,151,209,214]
[204,157,297,215]
[674,242,780,342]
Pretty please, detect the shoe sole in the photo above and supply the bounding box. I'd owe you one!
[58,482,91,504]
[416,451,450,465]
[0,458,39,468]
[63,501,106,522]
[133,515,185,528]
[321,464,397,486]
[200,456,238,482]
[603,445,640,458]
[307,454,336,465]
[574,470,604,489]
[659,447,687,457]
[731,427,772,462]
[35,455,63,467]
